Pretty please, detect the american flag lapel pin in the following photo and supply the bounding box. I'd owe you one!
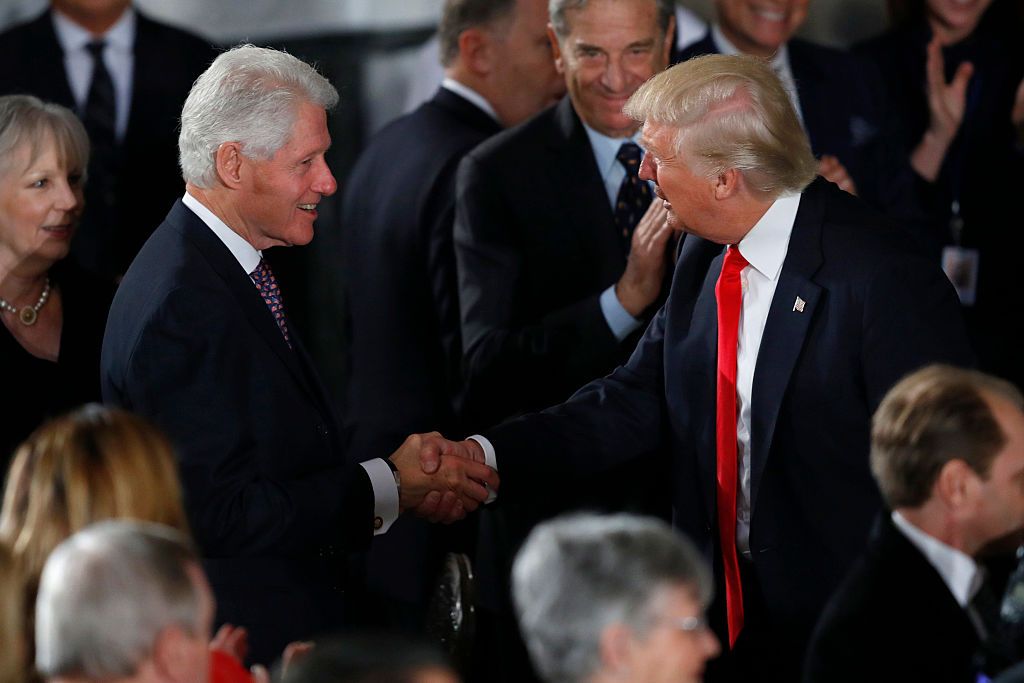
[793,296,806,313]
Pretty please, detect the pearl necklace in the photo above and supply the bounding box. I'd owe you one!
[0,277,51,326]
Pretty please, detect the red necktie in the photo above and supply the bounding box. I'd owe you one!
[715,245,748,648]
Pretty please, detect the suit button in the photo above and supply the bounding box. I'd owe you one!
[373,516,383,531]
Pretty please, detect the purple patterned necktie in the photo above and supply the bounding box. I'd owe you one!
[614,142,652,253]
[250,259,292,348]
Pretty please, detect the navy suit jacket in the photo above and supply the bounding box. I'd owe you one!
[102,201,373,664]
[455,95,653,428]
[679,34,917,221]
[804,514,981,683]
[0,9,216,277]
[486,179,972,675]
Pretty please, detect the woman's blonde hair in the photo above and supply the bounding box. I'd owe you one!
[0,404,189,583]
[0,543,27,683]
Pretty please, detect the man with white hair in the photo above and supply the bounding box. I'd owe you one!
[35,520,213,683]
[512,513,720,683]
[101,44,499,664]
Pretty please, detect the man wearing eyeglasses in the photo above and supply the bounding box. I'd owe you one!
[512,512,720,683]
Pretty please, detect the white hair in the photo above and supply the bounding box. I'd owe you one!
[34,521,200,680]
[178,44,339,188]
[512,513,713,683]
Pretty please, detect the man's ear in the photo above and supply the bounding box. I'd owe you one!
[459,27,493,76]
[660,14,676,65]
[598,623,634,677]
[214,141,245,189]
[714,168,741,200]
[548,24,566,75]
[934,458,977,509]
[151,625,194,683]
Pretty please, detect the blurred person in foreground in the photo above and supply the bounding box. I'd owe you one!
[281,634,458,683]
[0,403,260,682]
[425,53,971,682]
[0,542,28,683]
[0,94,115,470]
[101,44,498,665]
[339,0,563,630]
[805,365,1024,681]
[512,513,720,683]
[34,520,214,683]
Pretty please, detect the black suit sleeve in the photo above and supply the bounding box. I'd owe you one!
[115,283,373,555]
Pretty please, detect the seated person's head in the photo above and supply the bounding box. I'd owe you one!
[281,633,457,683]
[512,512,720,683]
[0,404,189,583]
[34,520,214,683]
[871,364,1024,556]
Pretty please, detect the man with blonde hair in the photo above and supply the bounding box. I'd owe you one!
[423,53,971,681]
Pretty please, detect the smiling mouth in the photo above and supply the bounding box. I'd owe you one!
[753,7,786,21]
[297,203,317,212]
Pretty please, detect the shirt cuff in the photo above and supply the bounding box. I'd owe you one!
[600,285,642,341]
[360,458,399,535]
[467,435,498,504]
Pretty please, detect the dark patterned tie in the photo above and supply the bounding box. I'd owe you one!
[83,40,116,149]
[614,142,652,253]
[250,259,292,348]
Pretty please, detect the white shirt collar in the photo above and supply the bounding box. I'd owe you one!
[736,193,800,281]
[892,510,983,608]
[582,121,643,182]
[710,24,791,74]
[441,78,500,124]
[182,192,262,275]
[52,5,135,50]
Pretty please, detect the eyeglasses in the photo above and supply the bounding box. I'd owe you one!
[663,615,710,634]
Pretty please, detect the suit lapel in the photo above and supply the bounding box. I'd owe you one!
[547,97,627,274]
[748,180,825,512]
[788,40,831,156]
[171,202,322,405]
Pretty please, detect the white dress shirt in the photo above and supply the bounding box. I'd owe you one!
[181,192,400,535]
[52,7,135,141]
[733,192,801,554]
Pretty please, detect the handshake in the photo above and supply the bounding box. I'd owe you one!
[387,432,497,524]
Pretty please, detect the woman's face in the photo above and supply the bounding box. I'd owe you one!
[0,134,84,268]
[927,0,993,43]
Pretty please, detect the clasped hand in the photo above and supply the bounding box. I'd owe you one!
[388,432,496,524]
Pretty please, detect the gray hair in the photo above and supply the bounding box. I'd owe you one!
[549,0,675,39]
[0,94,89,179]
[624,53,817,198]
[438,0,519,68]
[512,513,712,683]
[35,521,201,680]
[179,44,339,188]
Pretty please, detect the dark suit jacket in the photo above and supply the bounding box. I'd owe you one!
[338,87,501,610]
[0,9,217,278]
[804,514,981,683]
[679,34,917,221]
[455,95,653,427]
[101,201,372,664]
[486,179,973,678]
